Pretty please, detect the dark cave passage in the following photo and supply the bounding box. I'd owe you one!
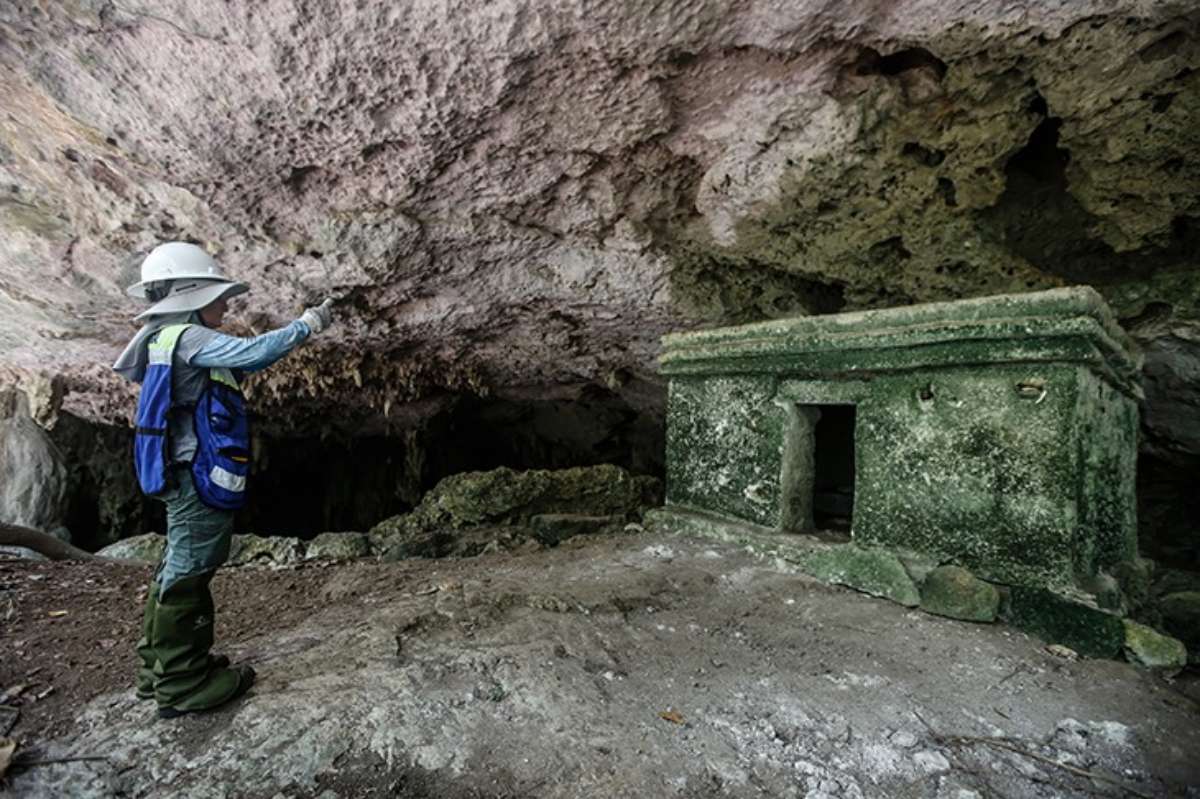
[1137,453,1200,571]
[53,387,666,548]
[239,389,666,539]
[813,405,856,532]
[978,102,1199,287]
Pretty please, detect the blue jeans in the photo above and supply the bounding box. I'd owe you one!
[154,466,234,594]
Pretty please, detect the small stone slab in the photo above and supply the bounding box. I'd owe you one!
[1122,620,1187,669]
[919,565,999,622]
[1004,586,1125,658]
[798,546,920,607]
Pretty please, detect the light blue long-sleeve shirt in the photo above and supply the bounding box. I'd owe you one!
[188,319,312,372]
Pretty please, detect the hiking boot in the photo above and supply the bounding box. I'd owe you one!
[156,664,255,719]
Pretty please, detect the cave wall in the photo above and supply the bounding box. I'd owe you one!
[0,2,1197,558]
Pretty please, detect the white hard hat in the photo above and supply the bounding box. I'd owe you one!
[126,242,236,299]
[133,279,249,320]
[127,242,249,319]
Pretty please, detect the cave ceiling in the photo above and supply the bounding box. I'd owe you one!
[0,1,1197,448]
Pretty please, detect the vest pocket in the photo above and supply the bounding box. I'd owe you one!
[192,381,251,510]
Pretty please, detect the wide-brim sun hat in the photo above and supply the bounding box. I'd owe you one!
[134,279,249,320]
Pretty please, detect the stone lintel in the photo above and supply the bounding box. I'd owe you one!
[660,287,1141,397]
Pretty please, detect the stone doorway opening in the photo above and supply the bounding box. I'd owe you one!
[813,405,856,532]
[781,403,857,534]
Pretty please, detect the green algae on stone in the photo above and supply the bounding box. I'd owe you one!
[371,465,662,555]
[644,506,793,551]
[1122,620,1188,670]
[665,375,785,529]
[659,287,1140,589]
[919,565,1000,622]
[797,546,920,607]
[896,549,941,586]
[1004,586,1125,659]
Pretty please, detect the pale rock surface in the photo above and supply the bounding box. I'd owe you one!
[0,545,49,561]
[6,534,1198,798]
[95,531,165,563]
[97,531,370,565]
[0,389,69,535]
[0,1,1197,456]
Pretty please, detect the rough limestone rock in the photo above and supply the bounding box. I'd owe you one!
[0,2,1197,458]
[370,464,662,556]
[380,524,548,561]
[48,413,151,550]
[1080,572,1125,613]
[897,549,941,586]
[98,531,363,565]
[1122,620,1188,669]
[96,532,166,563]
[0,390,69,535]
[305,532,372,561]
[229,534,304,567]
[919,565,1000,622]
[2,2,1200,566]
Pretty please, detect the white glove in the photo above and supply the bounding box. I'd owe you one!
[300,298,335,335]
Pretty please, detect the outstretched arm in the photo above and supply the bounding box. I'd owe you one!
[188,320,311,373]
[189,298,335,373]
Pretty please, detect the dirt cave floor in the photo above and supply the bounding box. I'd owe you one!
[2,531,1199,799]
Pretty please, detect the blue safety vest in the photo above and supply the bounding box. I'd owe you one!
[133,324,251,510]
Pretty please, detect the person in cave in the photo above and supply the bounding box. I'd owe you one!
[111,241,336,719]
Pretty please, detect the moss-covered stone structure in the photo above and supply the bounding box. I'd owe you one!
[657,287,1142,591]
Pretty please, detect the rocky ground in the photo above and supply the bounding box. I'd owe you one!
[2,530,1198,798]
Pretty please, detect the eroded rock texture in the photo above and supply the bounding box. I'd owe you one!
[0,2,1198,544]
